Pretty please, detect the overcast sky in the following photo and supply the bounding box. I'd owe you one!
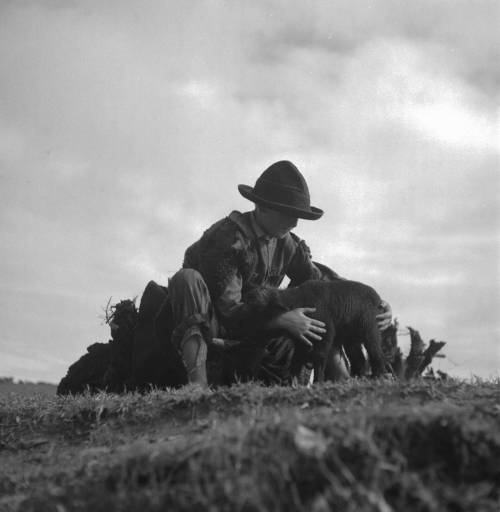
[1,0,498,383]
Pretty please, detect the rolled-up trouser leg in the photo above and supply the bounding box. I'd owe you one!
[168,269,218,385]
[180,327,208,385]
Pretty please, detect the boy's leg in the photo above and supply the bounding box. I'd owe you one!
[324,346,350,381]
[180,326,208,386]
[168,268,218,387]
[258,334,296,384]
[224,333,297,385]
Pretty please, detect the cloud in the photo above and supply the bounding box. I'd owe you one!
[178,80,221,109]
[252,0,500,99]
[0,0,498,381]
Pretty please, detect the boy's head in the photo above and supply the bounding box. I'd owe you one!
[238,160,323,222]
[254,204,298,239]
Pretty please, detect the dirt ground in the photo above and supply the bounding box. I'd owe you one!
[1,379,499,511]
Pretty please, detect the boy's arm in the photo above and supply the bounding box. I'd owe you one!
[191,224,267,337]
[215,272,272,338]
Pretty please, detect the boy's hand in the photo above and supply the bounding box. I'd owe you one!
[376,300,392,331]
[273,308,326,348]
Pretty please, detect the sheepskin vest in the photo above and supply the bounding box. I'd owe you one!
[182,210,321,308]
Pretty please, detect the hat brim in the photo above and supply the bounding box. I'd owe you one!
[238,184,323,220]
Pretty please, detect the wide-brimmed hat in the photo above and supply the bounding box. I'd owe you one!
[238,160,323,220]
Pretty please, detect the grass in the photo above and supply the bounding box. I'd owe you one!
[0,380,56,398]
[0,378,499,511]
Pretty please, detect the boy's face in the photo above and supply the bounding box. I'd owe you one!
[254,205,298,238]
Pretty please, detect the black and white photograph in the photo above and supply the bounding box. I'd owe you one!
[0,1,498,510]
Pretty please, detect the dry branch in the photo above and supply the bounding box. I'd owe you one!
[417,339,446,375]
[404,328,446,379]
[404,327,426,379]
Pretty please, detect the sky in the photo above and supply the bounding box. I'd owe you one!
[0,0,498,383]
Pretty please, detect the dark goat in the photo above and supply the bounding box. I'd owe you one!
[244,280,387,382]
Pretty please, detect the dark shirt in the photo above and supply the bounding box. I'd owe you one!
[183,210,340,334]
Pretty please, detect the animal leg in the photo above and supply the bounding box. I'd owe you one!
[362,322,386,377]
[343,342,367,377]
[323,345,350,381]
[314,323,336,383]
[313,358,326,383]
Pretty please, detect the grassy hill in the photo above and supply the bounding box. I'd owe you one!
[0,378,56,397]
[0,379,499,511]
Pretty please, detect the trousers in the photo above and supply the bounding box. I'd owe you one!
[168,268,302,385]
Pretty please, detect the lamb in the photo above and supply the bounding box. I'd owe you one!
[244,279,388,382]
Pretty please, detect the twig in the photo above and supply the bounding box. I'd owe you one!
[417,340,446,375]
